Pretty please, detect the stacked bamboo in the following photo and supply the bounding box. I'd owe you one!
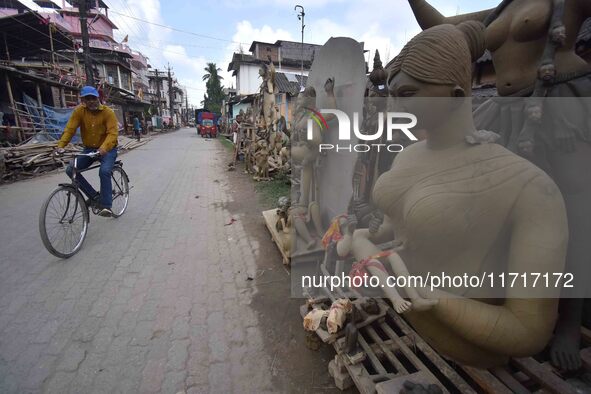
[0,135,152,182]
[119,135,151,150]
[0,142,80,181]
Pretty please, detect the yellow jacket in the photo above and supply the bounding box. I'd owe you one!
[57,104,118,151]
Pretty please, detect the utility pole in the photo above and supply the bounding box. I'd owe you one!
[185,92,189,125]
[295,5,305,91]
[155,69,162,116]
[78,0,94,85]
[167,64,174,126]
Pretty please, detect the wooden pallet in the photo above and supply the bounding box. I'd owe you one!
[333,309,476,393]
[459,329,591,394]
[314,305,591,393]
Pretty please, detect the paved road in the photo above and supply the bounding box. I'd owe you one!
[0,128,342,393]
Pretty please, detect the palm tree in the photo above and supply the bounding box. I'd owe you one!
[200,63,226,113]
[202,63,223,83]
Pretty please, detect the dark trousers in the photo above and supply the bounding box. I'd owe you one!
[66,147,117,208]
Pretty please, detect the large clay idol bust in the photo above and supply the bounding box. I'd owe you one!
[364,21,568,367]
[408,0,591,371]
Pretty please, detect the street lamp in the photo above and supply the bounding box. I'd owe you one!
[294,5,305,91]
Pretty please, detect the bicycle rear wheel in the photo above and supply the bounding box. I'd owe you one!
[39,186,89,258]
[110,166,129,217]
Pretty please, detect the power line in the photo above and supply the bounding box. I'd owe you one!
[107,9,249,45]
[121,1,153,41]
[110,32,240,51]
[111,0,151,42]
[102,0,145,44]
[4,10,213,99]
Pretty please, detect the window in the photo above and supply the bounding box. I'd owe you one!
[106,65,119,87]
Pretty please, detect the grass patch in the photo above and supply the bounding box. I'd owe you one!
[254,173,291,209]
[219,135,235,151]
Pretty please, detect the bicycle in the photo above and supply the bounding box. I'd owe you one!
[39,151,130,258]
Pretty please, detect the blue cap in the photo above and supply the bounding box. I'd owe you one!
[80,86,99,97]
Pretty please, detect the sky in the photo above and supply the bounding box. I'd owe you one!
[103,0,500,106]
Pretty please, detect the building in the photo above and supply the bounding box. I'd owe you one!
[226,40,320,127]
[0,0,153,138]
[147,68,184,126]
[227,40,319,96]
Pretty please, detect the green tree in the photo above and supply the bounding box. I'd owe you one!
[201,63,225,113]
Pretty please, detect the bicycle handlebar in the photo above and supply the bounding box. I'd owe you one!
[70,151,100,173]
[76,151,100,158]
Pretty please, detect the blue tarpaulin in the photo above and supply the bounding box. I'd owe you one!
[43,105,80,142]
[22,94,80,142]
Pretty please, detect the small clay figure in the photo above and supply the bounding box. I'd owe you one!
[275,197,293,256]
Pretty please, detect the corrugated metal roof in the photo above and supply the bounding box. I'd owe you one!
[275,72,307,96]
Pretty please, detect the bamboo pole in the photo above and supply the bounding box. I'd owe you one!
[36,84,43,107]
[3,32,10,61]
[5,74,20,129]
[36,84,47,131]
[48,23,56,65]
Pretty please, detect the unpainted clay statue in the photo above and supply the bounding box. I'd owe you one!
[408,0,591,371]
[253,139,270,181]
[259,56,277,131]
[244,106,254,126]
[361,21,568,368]
[350,50,404,228]
[275,104,287,134]
[290,78,336,250]
[275,197,292,256]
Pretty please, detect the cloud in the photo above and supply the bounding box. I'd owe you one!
[105,0,209,106]
[103,0,499,106]
[218,0,347,10]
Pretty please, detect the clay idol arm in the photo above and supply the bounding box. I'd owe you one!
[408,0,493,30]
[430,175,567,356]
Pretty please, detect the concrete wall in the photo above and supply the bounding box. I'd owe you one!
[237,64,260,95]
[58,13,114,38]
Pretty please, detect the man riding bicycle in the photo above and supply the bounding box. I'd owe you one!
[55,86,118,217]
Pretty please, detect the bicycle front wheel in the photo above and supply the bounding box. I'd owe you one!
[39,186,89,258]
[110,166,129,218]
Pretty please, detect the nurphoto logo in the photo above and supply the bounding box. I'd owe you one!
[307,109,419,152]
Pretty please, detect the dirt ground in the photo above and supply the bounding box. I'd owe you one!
[214,140,355,393]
